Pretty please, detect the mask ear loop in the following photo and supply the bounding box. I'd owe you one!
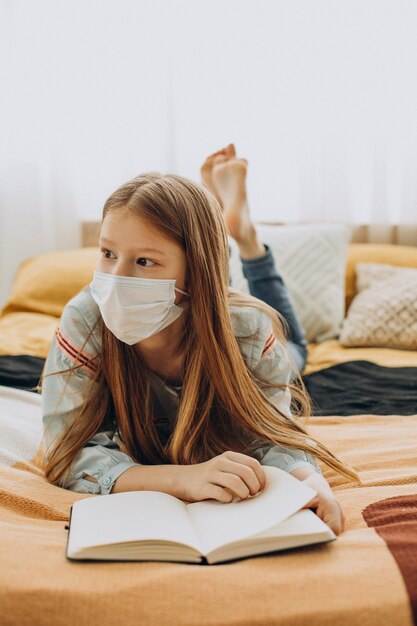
[175,286,190,297]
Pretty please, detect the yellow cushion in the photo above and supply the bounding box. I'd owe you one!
[0,312,59,358]
[305,340,417,375]
[345,243,417,310]
[1,247,100,318]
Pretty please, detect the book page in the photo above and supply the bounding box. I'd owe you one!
[205,510,335,564]
[68,490,203,554]
[186,466,316,555]
[251,509,335,540]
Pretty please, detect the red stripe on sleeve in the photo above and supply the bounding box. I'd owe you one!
[55,328,97,374]
[261,332,277,357]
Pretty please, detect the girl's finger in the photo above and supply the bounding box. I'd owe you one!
[322,510,343,535]
[207,484,235,503]
[222,451,266,490]
[302,496,320,509]
[213,471,251,500]
[218,458,262,495]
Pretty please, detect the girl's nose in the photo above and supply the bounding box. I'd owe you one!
[113,261,132,277]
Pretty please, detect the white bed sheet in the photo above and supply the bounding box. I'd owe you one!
[0,385,43,466]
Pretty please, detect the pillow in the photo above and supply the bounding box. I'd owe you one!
[0,312,59,358]
[340,263,417,350]
[228,223,351,343]
[345,243,417,311]
[1,248,100,319]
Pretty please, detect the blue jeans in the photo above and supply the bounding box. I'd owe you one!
[239,244,308,373]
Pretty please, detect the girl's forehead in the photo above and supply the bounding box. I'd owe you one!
[102,209,155,232]
[100,211,181,254]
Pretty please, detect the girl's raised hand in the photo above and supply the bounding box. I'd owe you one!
[177,450,266,504]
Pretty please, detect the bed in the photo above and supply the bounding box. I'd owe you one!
[0,235,416,626]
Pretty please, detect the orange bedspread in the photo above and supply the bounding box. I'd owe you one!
[0,386,416,626]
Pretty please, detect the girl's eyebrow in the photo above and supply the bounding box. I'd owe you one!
[99,237,166,256]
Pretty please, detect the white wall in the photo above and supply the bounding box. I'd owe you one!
[1,0,417,306]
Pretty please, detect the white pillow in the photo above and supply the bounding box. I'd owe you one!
[340,263,417,350]
[228,223,351,343]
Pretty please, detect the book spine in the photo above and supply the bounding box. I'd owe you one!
[65,506,73,560]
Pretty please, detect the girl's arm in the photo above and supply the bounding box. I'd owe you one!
[111,464,182,495]
[290,465,333,496]
[42,291,138,495]
[113,451,267,504]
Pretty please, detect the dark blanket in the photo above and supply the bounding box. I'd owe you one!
[0,355,45,391]
[303,360,417,416]
[1,355,417,416]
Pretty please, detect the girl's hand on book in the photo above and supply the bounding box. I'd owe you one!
[290,467,344,535]
[178,451,266,504]
[302,492,345,536]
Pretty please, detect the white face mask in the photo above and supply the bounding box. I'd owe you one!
[90,271,189,345]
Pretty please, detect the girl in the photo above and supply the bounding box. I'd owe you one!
[41,168,358,536]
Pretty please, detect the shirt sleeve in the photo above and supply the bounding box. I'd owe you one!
[41,296,138,495]
[248,314,322,475]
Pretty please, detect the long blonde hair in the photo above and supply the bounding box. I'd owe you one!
[43,173,359,485]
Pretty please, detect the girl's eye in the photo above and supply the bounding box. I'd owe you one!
[137,257,156,267]
[101,249,116,259]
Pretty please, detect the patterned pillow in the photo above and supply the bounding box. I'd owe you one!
[228,223,351,343]
[340,263,417,350]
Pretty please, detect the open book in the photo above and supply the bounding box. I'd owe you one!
[66,466,336,564]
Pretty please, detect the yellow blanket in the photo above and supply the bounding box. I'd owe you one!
[0,388,416,626]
